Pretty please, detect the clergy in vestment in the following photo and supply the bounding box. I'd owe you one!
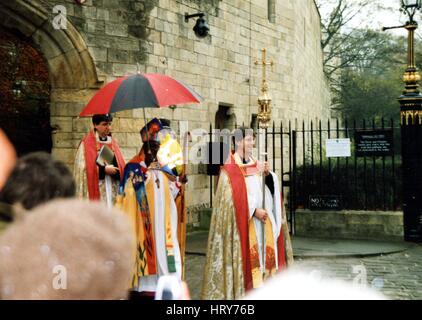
[156,120,188,280]
[74,114,125,208]
[201,127,293,300]
[116,123,182,298]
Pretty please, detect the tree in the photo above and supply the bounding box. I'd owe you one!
[334,33,422,122]
[316,0,414,120]
[0,28,50,116]
[317,0,395,75]
[0,27,52,155]
[337,66,403,122]
[317,1,397,105]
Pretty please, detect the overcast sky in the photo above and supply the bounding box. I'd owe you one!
[368,0,408,36]
[317,0,422,37]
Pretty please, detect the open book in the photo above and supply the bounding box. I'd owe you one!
[96,145,115,167]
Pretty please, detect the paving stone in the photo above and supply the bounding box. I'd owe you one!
[184,232,422,300]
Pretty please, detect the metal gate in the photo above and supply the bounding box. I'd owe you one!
[206,118,402,235]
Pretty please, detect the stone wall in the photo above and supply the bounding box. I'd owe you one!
[2,0,330,227]
[295,210,404,242]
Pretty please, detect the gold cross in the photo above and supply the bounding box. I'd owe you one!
[254,48,274,84]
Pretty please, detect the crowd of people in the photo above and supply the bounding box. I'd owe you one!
[0,114,384,300]
[0,114,189,300]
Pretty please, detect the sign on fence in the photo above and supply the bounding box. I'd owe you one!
[309,195,342,210]
[326,138,351,158]
[355,129,394,157]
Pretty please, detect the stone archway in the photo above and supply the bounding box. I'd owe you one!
[0,1,101,89]
[0,0,103,166]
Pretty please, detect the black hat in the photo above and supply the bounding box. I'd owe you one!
[159,118,171,128]
[92,114,113,125]
[139,118,163,143]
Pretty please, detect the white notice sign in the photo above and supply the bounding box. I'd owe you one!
[326,139,351,158]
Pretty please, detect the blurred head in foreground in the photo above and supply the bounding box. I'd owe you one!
[0,152,75,212]
[0,199,135,300]
[243,269,387,300]
[0,129,16,191]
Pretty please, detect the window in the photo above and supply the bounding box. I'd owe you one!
[268,0,276,23]
[251,114,258,131]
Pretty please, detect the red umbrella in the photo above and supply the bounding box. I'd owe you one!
[79,73,202,116]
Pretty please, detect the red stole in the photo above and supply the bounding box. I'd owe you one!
[129,153,144,166]
[277,194,287,270]
[82,131,125,200]
[222,157,255,292]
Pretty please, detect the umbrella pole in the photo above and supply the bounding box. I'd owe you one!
[142,107,153,161]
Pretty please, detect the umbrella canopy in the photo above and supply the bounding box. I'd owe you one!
[79,73,202,116]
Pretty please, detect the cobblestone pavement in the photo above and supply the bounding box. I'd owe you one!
[185,244,422,300]
[185,253,207,300]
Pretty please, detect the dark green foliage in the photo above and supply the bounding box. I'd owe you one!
[333,31,422,122]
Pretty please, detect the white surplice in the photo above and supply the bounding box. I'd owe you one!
[239,156,284,274]
[136,169,182,293]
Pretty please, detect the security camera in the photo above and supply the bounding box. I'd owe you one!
[185,13,210,38]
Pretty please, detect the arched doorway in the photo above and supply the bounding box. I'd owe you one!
[0,0,102,167]
[0,26,52,155]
